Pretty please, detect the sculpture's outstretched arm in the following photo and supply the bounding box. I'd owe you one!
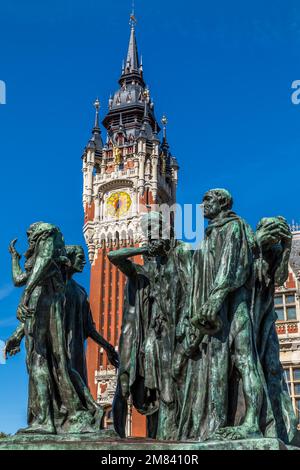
[108,246,149,277]
[9,239,27,287]
[5,323,25,357]
[83,296,119,368]
[89,327,120,368]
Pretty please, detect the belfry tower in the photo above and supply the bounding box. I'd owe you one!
[82,16,179,436]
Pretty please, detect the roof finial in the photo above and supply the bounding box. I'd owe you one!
[86,98,103,151]
[94,98,100,128]
[161,114,168,140]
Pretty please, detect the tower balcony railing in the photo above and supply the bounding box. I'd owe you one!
[95,169,137,184]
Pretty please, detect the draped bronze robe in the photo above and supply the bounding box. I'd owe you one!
[177,213,273,441]
[251,245,297,443]
[116,242,191,439]
[23,227,102,434]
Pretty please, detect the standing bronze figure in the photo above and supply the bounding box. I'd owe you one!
[64,245,119,384]
[5,223,103,434]
[109,212,190,440]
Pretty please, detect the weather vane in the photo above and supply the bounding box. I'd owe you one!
[130,0,137,27]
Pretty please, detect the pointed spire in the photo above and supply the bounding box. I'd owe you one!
[87,98,103,152]
[125,4,139,73]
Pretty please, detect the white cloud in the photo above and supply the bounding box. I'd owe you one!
[0,284,14,301]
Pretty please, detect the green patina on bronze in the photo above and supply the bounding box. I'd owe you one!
[109,212,191,440]
[111,191,297,445]
[5,224,118,437]
[0,435,289,451]
[175,191,296,442]
[2,189,298,449]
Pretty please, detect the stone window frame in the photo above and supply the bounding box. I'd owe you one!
[275,291,297,322]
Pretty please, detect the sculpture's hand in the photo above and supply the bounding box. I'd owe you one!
[4,336,21,358]
[204,296,223,323]
[106,344,119,369]
[8,238,21,260]
[256,218,292,248]
[191,296,223,334]
[17,303,34,322]
[186,324,202,351]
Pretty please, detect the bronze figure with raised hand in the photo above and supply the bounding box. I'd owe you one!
[6,241,118,391]
[109,212,191,440]
[5,223,103,435]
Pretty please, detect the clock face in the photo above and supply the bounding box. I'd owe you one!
[106,191,132,218]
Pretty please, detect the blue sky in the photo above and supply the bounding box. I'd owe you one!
[1,0,300,433]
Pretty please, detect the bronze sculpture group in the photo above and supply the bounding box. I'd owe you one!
[4,188,298,445]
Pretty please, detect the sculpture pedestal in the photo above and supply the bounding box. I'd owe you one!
[0,435,291,451]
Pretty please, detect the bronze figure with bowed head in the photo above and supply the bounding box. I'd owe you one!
[179,189,264,441]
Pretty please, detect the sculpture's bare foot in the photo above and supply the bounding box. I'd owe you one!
[213,424,262,441]
[17,422,56,435]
